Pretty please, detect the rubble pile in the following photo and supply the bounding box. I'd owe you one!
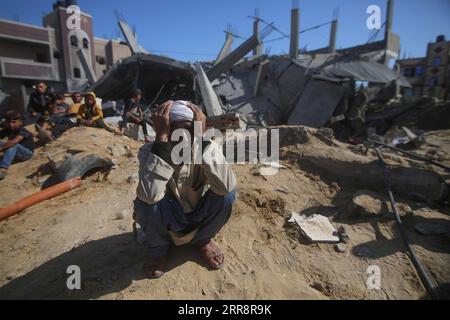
[0,125,449,299]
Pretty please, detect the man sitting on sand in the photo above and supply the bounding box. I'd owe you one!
[0,111,34,180]
[119,89,150,142]
[76,92,116,134]
[134,100,236,279]
[68,92,83,116]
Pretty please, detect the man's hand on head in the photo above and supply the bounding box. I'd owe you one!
[151,100,173,142]
[186,102,206,136]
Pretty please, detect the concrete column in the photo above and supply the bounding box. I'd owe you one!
[253,59,270,97]
[207,34,260,81]
[289,8,299,59]
[195,63,224,117]
[328,19,338,53]
[215,33,234,65]
[77,49,97,84]
[253,19,262,56]
[385,0,394,41]
[383,0,395,66]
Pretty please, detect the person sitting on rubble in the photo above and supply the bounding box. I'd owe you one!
[76,92,116,133]
[44,98,58,116]
[0,111,34,180]
[27,81,55,123]
[68,92,83,116]
[54,94,69,114]
[134,100,236,279]
[119,89,150,142]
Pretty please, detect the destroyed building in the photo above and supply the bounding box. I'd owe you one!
[88,0,412,135]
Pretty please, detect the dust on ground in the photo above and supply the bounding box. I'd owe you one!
[0,126,449,300]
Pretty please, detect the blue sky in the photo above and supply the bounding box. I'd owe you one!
[1,0,449,62]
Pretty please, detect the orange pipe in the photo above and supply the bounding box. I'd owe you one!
[0,177,82,223]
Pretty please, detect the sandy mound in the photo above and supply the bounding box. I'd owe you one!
[0,126,449,300]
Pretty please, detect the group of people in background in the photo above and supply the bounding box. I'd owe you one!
[0,81,149,180]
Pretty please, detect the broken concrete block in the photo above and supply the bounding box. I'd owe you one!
[315,127,336,144]
[334,243,347,253]
[127,174,138,184]
[337,226,350,243]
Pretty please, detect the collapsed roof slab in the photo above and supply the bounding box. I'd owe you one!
[288,80,345,127]
[322,60,411,87]
[90,54,195,104]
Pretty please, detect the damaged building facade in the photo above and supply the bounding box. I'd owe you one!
[0,0,131,114]
[395,35,450,99]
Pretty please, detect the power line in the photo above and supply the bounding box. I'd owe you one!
[263,20,333,44]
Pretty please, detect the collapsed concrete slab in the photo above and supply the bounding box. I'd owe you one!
[90,54,195,106]
[288,80,345,127]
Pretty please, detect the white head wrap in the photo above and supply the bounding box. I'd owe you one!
[169,100,194,123]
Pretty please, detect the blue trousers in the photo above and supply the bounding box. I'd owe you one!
[134,189,236,259]
[0,142,33,169]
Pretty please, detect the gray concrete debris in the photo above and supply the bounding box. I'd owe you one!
[288,80,345,127]
[334,243,347,253]
[207,34,262,81]
[195,63,224,117]
[127,174,138,184]
[87,13,411,131]
[215,33,234,65]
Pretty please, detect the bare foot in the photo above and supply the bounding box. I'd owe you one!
[143,257,166,279]
[200,241,224,270]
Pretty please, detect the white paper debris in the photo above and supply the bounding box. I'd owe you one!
[289,212,339,243]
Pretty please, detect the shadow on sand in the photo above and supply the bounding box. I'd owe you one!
[0,232,208,300]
